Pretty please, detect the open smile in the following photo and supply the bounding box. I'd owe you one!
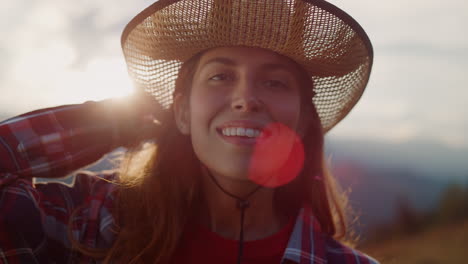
[215,121,272,146]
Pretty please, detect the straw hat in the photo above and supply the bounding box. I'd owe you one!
[121,0,373,132]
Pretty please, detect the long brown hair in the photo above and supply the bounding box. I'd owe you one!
[69,49,350,263]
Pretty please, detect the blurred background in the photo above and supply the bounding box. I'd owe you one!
[1,0,467,263]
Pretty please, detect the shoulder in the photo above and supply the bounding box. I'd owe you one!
[284,207,379,264]
[324,237,380,264]
[0,170,120,261]
[38,170,120,248]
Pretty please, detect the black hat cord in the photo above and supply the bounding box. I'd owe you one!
[205,170,263,264]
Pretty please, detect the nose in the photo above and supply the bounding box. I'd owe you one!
[230,81,262,112]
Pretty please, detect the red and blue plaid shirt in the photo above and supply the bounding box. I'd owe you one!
[0,101,379,263]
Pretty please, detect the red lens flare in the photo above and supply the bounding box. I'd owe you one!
[248,122,305,188]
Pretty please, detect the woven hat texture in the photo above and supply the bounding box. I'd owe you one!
[121,0,373,132]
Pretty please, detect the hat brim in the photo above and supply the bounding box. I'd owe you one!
[121,0,373,132]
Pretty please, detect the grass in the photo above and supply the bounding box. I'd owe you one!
[359,220,468,264]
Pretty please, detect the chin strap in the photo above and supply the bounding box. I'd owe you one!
[206,170,263,264]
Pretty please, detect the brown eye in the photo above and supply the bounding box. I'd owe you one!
[209,73,231,81]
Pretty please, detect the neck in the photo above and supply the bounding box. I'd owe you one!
[198,167,289,241]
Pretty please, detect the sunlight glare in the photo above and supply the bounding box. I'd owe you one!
[68,57,135,102]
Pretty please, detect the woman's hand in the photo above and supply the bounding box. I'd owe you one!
[94,92,163,147]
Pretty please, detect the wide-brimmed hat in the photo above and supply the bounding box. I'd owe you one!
[121,0,373,132]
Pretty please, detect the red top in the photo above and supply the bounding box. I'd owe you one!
[172,216,296,264]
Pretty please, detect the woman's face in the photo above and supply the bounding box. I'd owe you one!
[175,46,306,183]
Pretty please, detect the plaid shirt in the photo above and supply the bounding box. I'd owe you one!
[0,101,379,264]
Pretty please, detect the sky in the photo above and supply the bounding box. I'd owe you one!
[1,0,467,151]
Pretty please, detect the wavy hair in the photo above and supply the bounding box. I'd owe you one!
[69,49,351,263]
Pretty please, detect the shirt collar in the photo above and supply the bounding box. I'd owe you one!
[281,207,327,264]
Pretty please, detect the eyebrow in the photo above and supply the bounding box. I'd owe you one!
[201,57,296,74]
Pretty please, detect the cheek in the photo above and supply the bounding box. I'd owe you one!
[188,92,216,168]
[267,94,302,130]
[189,86,225,129]
[188,86,240,177]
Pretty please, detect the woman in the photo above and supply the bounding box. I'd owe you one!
[0,0,377,263]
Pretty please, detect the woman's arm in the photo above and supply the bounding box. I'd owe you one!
[0,102,115,181]
[0,94,159,183]
[0,101,121,262]
[0,95,159,261]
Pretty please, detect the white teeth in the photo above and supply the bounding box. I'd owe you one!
[245,128,254,137]
[254,130,260,137]
[221,127,261,138]
[230,127,236,136]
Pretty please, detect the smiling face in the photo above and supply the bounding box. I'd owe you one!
[174,46,308,183]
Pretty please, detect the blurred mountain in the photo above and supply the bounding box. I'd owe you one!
[330,159,448,232]
[325,137,467,231]
[325,137,468,180]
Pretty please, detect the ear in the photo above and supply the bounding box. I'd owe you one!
[173,94,191,135]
